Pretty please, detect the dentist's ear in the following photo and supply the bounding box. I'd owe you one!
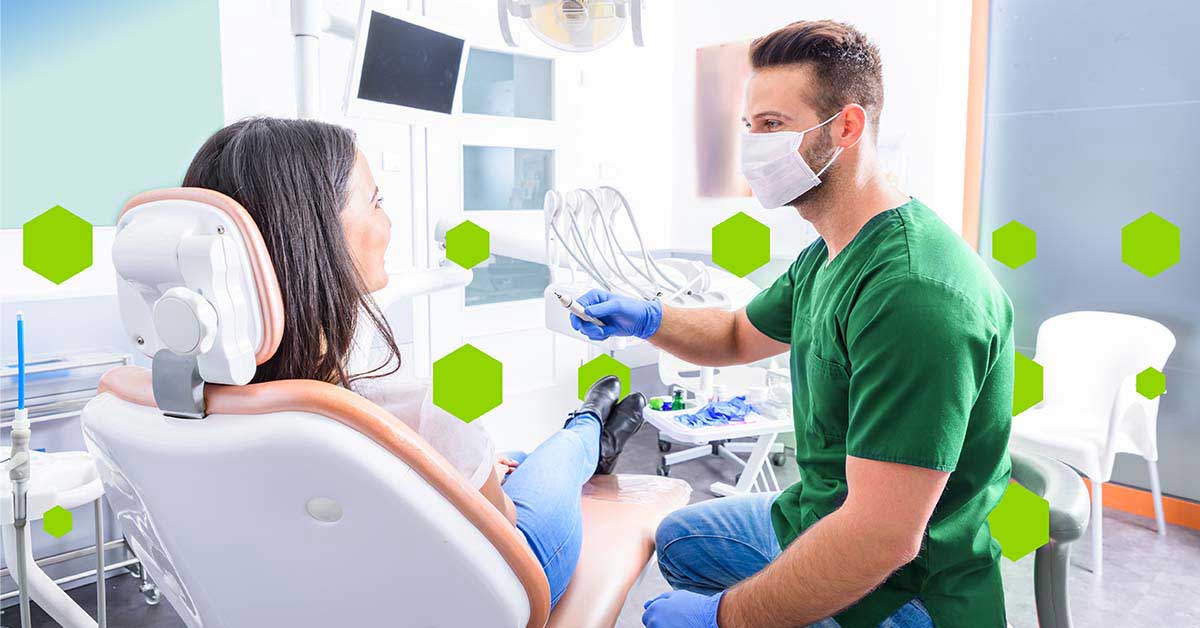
[836,103,869,150]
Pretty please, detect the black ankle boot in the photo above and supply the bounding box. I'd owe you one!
[568,375,621,428]
[596,393,647,475]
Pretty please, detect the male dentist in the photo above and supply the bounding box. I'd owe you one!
[572,20,1014,628]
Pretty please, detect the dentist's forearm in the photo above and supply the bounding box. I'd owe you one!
[648,305,744,366]
[716,508,910,628]
[719,458,947,627]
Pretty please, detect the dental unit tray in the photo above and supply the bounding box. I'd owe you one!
[644,399,785,450]
[644,393,792,497]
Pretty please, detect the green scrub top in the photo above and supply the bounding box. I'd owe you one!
[745,199,1013,628]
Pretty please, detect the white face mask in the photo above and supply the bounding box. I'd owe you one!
[740,111,844,209]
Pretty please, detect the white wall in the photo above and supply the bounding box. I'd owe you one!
[668,0,973,257]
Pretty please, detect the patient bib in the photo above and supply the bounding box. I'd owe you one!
[347,320,495,490]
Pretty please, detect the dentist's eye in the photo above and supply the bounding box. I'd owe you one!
[765,120,782,130]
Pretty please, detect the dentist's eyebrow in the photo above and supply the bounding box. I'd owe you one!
[751,111,793,121]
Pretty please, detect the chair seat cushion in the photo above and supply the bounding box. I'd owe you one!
[547,474,692,628]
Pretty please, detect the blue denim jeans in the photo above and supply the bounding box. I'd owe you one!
[501,412,600,608]
[655,492,935,628]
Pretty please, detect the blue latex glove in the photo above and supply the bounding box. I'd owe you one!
[569,289,663,341]
[641,590,723,628]
[674,396,757,427]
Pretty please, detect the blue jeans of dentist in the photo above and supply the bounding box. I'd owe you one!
[501,411,601,608]
[655,492,935,628]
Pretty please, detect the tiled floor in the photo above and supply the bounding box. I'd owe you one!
[5,425,1199,628]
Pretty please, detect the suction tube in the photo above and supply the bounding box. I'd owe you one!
[11,312,33,628]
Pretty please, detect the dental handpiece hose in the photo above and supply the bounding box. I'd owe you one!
[11,312,33,628]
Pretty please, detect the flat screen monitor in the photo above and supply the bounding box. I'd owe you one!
[346,6,469,122]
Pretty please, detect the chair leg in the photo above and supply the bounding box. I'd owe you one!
[1147,460,1167,536]
[1090,479,1103,576]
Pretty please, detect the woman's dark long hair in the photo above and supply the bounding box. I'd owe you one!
[183,117,401,386]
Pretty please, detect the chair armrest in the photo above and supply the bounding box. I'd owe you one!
[1010,451,1091,544]
[1107,373,1161,460]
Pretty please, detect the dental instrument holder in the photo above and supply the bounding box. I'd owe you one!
[11,310,33,627]
[11,406,33,628]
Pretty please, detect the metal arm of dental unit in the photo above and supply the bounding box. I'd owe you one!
[291,0,356,120]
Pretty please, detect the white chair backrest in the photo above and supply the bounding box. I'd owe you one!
[1035,311,1176,414]
[84,385,531,628]
[86,189,551,628]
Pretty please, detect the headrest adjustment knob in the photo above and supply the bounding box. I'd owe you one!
[153,287,218,356]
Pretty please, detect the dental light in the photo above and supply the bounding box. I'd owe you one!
[498,0,645,51]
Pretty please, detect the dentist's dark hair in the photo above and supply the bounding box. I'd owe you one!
[182,117,401,387]
[751,20,884,131]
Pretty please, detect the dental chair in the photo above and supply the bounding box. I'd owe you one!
[80,188,691,628]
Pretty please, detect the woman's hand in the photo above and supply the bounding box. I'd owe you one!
[495,455,520,481]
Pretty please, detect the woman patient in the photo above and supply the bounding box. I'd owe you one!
[183,117,645,606]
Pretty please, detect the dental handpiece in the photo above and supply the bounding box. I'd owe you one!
[555,291,606,327]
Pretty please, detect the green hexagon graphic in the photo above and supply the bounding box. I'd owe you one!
[712,212,770,278]
[432,344,502,422]
[1135,366,1166,400]
[577,354,631,401]
[446,220,490,269]
[991,220,1036,269]
[1122,212,1180,278]
[988,481,1049,561]
[1013,352,1044,416]
[43,505,73,538]
[23,206,93,284]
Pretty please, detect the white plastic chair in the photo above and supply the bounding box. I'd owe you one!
[80,188,691,628]
[1009,311,1175,576]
